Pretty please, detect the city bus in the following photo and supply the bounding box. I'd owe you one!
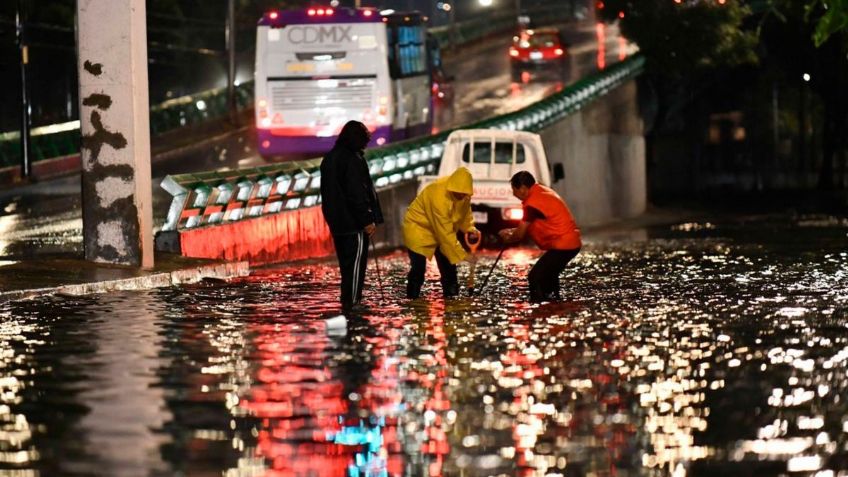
[255,7,434,158]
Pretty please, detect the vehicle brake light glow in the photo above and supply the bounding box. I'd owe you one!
[364,10,373,17]
[269,11,279,20]
[509,48,519,57]
[555,48,564,56]
[504,207,524,221]
[317,8,325,15]
[308,8,316,15]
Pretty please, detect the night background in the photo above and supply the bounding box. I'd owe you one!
[1,0,847,197]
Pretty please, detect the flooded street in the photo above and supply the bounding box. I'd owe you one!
[1,212,847,476]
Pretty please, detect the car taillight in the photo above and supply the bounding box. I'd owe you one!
[269,11,279,20]
[509,48,519,57]
[503,207,524,221]
[555,48,564,56]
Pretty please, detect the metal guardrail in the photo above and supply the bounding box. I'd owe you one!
[159,55,646,232]
[1,10,574,170]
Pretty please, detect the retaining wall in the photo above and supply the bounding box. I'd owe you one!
[541,79,646,226]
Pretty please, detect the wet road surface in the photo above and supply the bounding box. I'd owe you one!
[0,22,631,262]
[1,212,846,476]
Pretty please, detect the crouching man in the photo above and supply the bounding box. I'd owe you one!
[403,167,479,299]
[498,171,581,302]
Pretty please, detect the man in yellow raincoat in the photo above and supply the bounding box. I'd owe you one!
[403,167,479,299]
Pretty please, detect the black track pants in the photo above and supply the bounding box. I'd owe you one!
[332,231,369,307]
[407,248,459,298]
[528,248,580,301]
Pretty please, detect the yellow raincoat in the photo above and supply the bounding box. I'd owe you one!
[403,167,475,264]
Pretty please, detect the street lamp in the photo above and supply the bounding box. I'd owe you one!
[16,0,32,180]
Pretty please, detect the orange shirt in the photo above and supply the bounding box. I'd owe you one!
[523,184,582,250]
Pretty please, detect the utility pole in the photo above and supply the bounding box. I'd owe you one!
[77,0,154,268]
[16,0,32,180]
[226,0,237,125]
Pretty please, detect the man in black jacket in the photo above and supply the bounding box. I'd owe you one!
[320,120,384,311]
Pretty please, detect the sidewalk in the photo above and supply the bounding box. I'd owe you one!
[0,253,249,303]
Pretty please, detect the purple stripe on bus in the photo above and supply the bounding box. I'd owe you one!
[257,126,393,158]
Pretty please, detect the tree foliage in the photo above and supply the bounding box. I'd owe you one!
[598,0,759,77]
[805,0,848,46]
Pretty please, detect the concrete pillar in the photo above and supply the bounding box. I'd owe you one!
[77,0,154,268]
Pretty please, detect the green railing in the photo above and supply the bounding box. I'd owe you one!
[159,55,645,232]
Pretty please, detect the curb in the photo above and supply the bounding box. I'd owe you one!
[0,260,250,303]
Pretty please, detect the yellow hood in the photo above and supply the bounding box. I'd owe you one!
[445,167,473,195]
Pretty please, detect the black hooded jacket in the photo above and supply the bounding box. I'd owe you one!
[320,143,384,235]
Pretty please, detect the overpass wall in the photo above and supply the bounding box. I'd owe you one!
[540,79,646,226]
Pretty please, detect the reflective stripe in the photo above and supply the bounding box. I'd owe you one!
[352,232,364,301]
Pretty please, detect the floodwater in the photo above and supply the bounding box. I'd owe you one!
[1,212,846,476]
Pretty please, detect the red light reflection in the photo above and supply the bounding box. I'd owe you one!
[596,23,606,70]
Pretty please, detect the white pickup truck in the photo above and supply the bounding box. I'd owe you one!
[418,129,556,234]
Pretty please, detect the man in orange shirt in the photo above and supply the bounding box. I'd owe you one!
[498,171,581,302]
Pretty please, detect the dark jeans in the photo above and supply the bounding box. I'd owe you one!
[407,249,459,298]
[332,231,369,307]
[528,248,580,302]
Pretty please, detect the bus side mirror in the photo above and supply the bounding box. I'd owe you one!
[552,163,565,183]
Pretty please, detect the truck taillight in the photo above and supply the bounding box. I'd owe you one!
[503,207,524,221]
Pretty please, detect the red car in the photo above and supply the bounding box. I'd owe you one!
[509,28,566,78]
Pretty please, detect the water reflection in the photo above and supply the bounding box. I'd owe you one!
[0,213,846,476]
